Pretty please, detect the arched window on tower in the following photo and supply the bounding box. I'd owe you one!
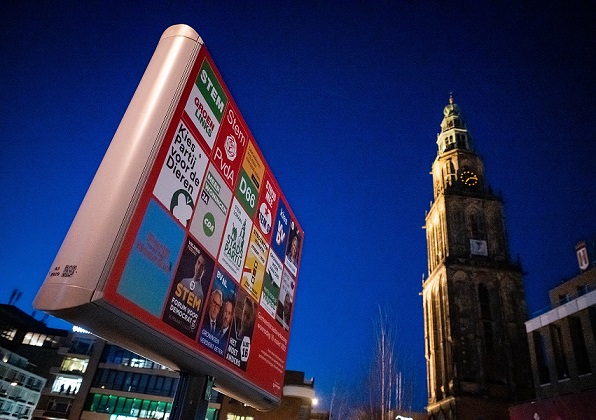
[445,160,455,187]
[469,211,485,240]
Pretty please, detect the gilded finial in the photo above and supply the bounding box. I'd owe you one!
[449,91,453,104]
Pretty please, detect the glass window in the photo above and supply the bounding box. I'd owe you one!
[114,371,125,390]
[140,400,150,417]
[550,324,569,380]
[131,398,142,416]
[138,374,149,393]
[533,331,550,384]
[569,316,591,375]
[0,328,16,341]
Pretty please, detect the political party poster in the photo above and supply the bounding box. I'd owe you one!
[240,227,268,301]
[276,269,295,331]
[235,142,265,219]
[271,199,290,259]
[184,58,227,149]
[226,289,257,371]
[211,104,249,190]
[162,239,214,339]
[255,171,279,242]
[189,164,233,257]
[199,268,236,357]
[219,198,252,282]
[284,220,302,276]
[260,251,283,319]
[153,121,209,226]
[117,199,185,317]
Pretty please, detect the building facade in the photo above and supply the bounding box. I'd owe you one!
[510,241,596,418]
[0,347,46,420]
[422,98,533,419]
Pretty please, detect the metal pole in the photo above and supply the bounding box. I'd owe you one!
[169,372,213,420]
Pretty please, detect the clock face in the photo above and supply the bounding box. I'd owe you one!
[460,170,478,187]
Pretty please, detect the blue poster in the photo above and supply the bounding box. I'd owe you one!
[117,199,185,316]
[271,199,290,259]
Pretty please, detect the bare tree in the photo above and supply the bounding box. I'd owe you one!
[365,305,411,420]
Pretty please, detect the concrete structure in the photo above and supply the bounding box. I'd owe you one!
[510,242,596,418]
[422,98,534,419]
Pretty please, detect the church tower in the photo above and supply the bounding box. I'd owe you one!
[422,97,533,419]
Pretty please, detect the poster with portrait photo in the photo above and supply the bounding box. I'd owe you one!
[276,269,295,331]
[240,227,268,301]
[198,268,237,357]
[226,289,258,371]
[162,238,214,339]
[260,250,283,319]
[284,221,302,276]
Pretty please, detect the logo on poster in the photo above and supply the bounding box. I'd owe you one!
[265,180,276,206]
[225,135,237,161]
[194,97,215,136]
[224,219,247,267]
[213,147,235,185]
[239,177,256,209]
[199,68,225,115]
[241,336,251,362]
[258,203,272,235]
[203,213,215,237]
[227,108,247,147]
[275,221,286,246]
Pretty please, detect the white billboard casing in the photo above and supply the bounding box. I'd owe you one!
[33,24,304,411]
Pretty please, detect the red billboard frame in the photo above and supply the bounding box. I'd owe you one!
[33,24,303,410]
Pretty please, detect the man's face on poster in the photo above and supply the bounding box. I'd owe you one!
[209,291,222,321]
[283,293,292,314]
[241,302,254,329]
[222,301,233,329]
[194,254,206,280]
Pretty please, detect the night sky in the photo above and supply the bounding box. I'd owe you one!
[1,1,594,412]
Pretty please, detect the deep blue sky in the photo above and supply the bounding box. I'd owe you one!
[1,0,594,412]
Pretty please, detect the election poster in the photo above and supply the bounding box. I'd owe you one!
[240,227,268,301]
[184,58,227,149]
[284,220,302,276]
[276,269,295,331]
[189,164,233,257]
[162,239,214,339]
[219,198,252,282]
[271,199,290,259]
[199,268,237,358]
[226,289,257,371]
[152,120,209,226]
[255,171,279,242]
[210,105,249,190]
[260,251,283,319]
[117,199,185,317]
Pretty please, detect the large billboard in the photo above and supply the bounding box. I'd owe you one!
[33,24,303,410]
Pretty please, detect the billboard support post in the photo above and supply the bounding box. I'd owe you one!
[170,372,212,420]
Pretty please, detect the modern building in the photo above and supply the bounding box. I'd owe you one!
[0,347,46,420]
[510,240,596,418]
[1,303,326,420]
[422,97,534,419]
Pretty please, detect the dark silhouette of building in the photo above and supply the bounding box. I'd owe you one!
[422,97,534,419]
